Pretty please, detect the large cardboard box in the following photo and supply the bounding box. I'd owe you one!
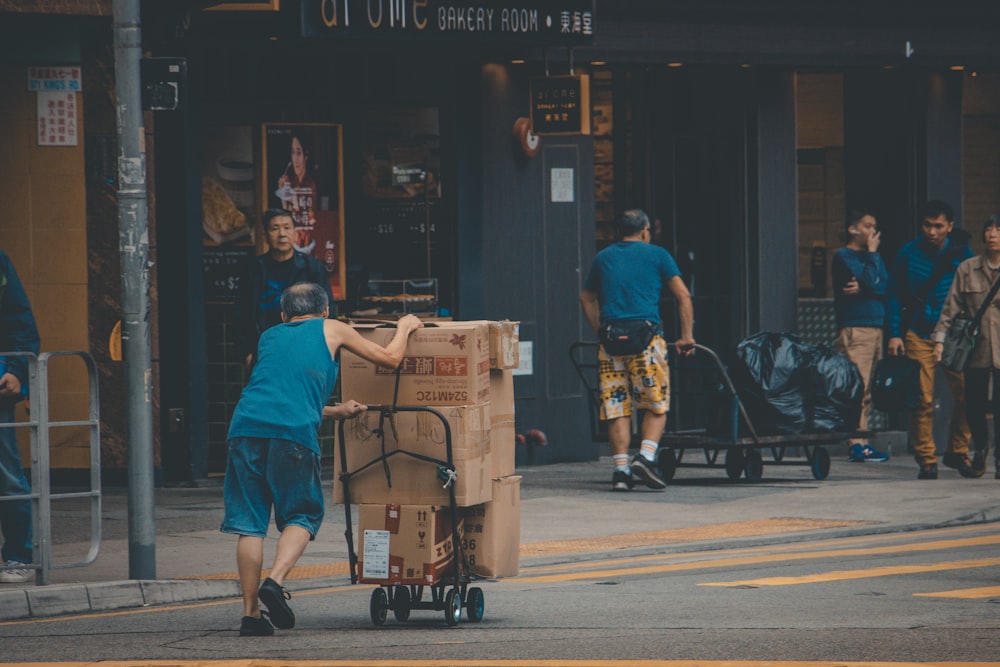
[357,504,461,585]
[335,403,493,507]
[341,321,491,407]
[460,476,521,578]
[490,369,516,478]
[488,320,520,370]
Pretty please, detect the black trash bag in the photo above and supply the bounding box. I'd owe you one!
[729,332,862,435]
[810,344,863,432]
[729,332,812,435]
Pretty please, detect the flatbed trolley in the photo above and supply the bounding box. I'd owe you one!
[570,341,868,483]
[337,403,485,627]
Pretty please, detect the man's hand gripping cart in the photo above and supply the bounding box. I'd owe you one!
[337,399,485,627]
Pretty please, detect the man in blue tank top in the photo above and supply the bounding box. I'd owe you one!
[580,209,695,492]
[222,282,422,636]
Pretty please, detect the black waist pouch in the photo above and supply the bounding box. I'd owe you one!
[599,319,657,356]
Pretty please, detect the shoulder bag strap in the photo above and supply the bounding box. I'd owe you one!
[899,245,965,335]
[969,271,1000,330]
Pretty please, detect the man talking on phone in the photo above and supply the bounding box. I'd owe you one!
[831,208,890,462]
[579,209,695,492]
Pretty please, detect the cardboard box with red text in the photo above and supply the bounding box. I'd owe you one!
[357,504,461,585]
[335,403,493,506]
[460,476,521,578]
[341,321,491,406]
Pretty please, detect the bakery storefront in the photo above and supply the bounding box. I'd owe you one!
[153,1,600,478]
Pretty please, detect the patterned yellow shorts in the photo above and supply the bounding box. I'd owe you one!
[598,335,670,420]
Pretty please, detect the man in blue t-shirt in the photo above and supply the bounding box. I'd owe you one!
[831,208,890,462]
[221,282,421,636]
[579,209,695,492]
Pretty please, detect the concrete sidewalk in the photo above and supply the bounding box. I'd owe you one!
[2,451,999,622]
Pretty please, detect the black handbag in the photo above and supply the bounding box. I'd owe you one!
[871,355,921,412]
[598,319,657,356]
[939,315,977,373]
[939,271,1000,373]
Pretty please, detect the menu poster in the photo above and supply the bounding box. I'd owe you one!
[262,123,346,300]
[201,125,256,303]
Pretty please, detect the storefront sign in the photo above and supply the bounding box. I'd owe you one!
[530,74,590,135]
[301,0,595,44]
[27,66,82,92]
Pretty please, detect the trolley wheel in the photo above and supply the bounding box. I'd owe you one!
[392,585,411,622]
[370,587,389,626]
[724,449,745,481]
[744,449,763,483]
[811,446,831,480]
[656,447,677,481]
[465,586,485,622]
[444,587,462,626]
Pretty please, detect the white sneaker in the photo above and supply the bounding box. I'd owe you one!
[0,561,33,584]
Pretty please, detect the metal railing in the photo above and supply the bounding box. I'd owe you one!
[0,351,101,585]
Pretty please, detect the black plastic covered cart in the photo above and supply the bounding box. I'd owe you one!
[570,341,866,482]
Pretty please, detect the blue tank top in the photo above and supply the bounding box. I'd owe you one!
[228,317,338,454]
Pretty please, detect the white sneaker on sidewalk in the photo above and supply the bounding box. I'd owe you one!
[0,561,33,584]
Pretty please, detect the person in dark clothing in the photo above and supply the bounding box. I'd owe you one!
[831,208,889,462]
[235,209,335,368]
[885,200,974,479]
[0,250,40,584]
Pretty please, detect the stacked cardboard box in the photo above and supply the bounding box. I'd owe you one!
[357,503,459,585]
[339,319,521,580]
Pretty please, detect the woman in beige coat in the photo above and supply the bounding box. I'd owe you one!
[933,214,1000,478]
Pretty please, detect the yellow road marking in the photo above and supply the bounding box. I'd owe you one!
[511,534,1000,584]
[8,662,997,667]
[194,518,869,580]
[699,557,1000,587]
[915,585,1000,599]
[518,518,865,557]
[522,523,999,575]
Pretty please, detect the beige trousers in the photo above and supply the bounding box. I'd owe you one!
[834,326,882,444]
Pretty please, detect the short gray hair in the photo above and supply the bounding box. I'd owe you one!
[281,282,329,318]
[615,209,650,238]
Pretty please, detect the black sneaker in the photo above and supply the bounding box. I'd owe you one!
[239,615,274,637]
[630,455,667,489]
[612,470,633,491]
[258,577,295,629]
[917,462,938,480]
[943,452,976,478]
[971,451,987,477]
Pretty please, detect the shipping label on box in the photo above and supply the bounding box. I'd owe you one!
[341,321,491,406]
[335,404,493,507]
[460,476,520,579]
[358,504,461,585]
[488,320,520,370]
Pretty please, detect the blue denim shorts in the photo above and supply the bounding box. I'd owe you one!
[220,437,324,539]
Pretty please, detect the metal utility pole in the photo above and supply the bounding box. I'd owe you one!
[113,0,156,580]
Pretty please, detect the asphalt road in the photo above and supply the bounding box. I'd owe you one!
[3,521,999,664]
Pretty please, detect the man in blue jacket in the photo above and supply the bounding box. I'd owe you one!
[885,200,974,479]
[0,250,40,584]
[832,209,889,462]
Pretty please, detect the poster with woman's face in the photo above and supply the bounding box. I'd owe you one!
[262,123,345,300]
